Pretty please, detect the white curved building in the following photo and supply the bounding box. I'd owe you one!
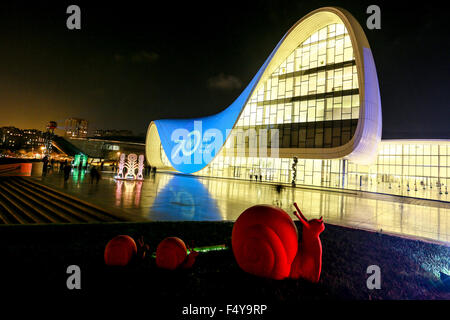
[146,7,449,201]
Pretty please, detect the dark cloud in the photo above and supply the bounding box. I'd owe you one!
[114,51,159,64]
[207,73,243,91]
[113,54,124,62]
[131,51,159,63]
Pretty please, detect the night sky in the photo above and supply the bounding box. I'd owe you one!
[0,0,448,139]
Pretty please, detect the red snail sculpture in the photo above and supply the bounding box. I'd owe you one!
[232,202,324,282]
[155,237,199,270]
[104,235,149,266]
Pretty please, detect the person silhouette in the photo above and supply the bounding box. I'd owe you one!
[42,156,49,176]
[63,164,71,182]
[90,166,101,184]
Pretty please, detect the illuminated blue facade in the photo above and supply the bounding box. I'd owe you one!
[153,37,286,173]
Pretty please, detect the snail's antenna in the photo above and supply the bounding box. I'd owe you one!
[137,235,144,246]
[293,202,308,222]
[293,210,302,221]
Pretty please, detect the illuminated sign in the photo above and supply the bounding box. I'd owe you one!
[104,144,120,151]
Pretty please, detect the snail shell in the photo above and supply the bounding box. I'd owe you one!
[232,205,298,280]
[104,235,138,266]
[156,237,188,270]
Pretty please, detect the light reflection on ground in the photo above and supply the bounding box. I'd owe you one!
[36,169,450,243]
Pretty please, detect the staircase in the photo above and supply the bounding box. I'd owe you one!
[0,177,136,224]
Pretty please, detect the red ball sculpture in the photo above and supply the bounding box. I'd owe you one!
[156,237,198,270]
[104,235,138,266]
[232,203,324,282]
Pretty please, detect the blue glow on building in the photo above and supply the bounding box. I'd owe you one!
[154,36,286,173]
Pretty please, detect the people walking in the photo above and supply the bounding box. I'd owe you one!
[145,164,152,176]
[63,163,71,183]
[42,156,49,176]
[273,184,284,207]
[90,166,101,184]
[275,184,284,194]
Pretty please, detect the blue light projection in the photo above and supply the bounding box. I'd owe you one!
[149,175,221,221]
[154,35,286,174]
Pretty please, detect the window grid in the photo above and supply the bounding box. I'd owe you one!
[236,23,359,149]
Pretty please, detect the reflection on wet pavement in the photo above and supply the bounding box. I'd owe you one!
[35,169,450,243]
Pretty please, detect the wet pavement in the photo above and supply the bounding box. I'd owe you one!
[344,177,449,202]
[35,169,450,243]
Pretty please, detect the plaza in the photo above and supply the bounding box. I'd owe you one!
[36,170,450,243]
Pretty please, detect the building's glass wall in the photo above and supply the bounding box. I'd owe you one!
[172,141,449,201]
[231,23,360,149]
[364,141,449,198]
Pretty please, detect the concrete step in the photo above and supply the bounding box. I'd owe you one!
[0,177,134,225]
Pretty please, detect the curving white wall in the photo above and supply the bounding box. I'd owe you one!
[146,7,382,168]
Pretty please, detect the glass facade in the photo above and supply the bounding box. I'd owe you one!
[232,23,359,149]
[164,140,449,201]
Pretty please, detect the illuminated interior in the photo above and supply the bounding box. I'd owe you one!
[233,23,360,148]
[159,139,449,200]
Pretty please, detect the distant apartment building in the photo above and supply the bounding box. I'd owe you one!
[93,129,133,137]
[0,127,44,150]
[65,118,88,138]
[0,127,23,149]
[22,129,45,148]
